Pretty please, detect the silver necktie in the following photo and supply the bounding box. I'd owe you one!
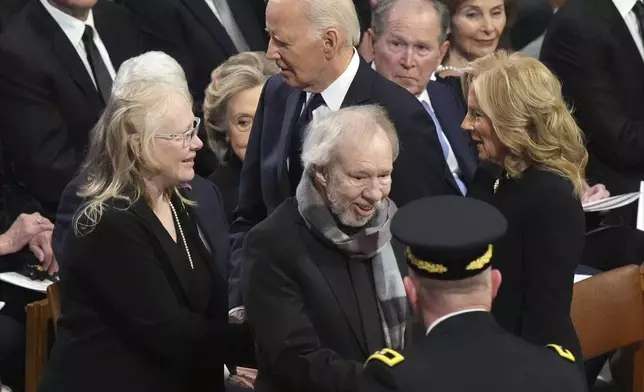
[211,0,250,52]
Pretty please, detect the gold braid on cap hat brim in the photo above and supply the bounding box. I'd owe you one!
[406,245,493,274]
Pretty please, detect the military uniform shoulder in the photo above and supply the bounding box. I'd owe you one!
[365,348,405,368]
[545,344,576,363]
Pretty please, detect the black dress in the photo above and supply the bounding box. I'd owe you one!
[468,164,585,373]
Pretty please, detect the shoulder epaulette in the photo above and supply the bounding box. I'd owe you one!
[546,344,576,363]
[365,348,405,367]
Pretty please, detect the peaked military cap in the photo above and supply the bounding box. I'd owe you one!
[391,196,507,280]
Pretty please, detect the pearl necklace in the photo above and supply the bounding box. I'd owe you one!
[436,64,469,74]
[169,199,194,270]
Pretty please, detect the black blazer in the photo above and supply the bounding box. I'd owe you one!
[242,197,410,392]
[208,155,243,225]
[38,196,249,392]
[540,0,644,199]
[362,311,586,392]
[229,59,458,307]
[426,81,478,187]
[52,175,230,279]
[468,165,584,372]
[119,0,267,107]
[0,0,143,220]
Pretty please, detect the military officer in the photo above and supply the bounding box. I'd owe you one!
[360,196,586,392]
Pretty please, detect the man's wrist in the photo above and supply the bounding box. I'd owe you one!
[0,233,14,256]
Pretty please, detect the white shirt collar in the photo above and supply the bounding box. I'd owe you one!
[311,49,361,111]
[425,308,488,335]
[40,0,96,48]
[417,88,432,110]
[613,0,641,18]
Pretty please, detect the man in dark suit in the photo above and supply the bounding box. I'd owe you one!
[0,0,29,30]
[0,0,143,222]
[540,0,644,207]
[361,196,586,392]
[540,0,644,275]
[369,0,478,195]
[229,0,455,309]
[118,0,268,176]
[242,105,412,392]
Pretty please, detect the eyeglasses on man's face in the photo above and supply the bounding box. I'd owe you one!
[155,117,201,148]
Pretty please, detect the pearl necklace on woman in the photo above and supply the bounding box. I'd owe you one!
[168,198,194,270]
[435,64,469,74]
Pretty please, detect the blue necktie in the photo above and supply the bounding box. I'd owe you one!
[421,100,467,195]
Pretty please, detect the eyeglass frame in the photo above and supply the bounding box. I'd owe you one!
[154,117,201,148]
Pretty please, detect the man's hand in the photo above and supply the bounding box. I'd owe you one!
[0,213,54,255]
[228,367,257,389]
[28,229,58,275]
[582,183,611,204]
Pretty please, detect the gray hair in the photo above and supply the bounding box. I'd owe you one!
[300,0,362,47]
[203,52,278,165]
[112,51,189,97]
[371,0,451,44]
[301,105,399,172]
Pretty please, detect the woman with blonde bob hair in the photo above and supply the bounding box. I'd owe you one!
[203,51,278,222]
[463,51,587,375]
[39,52,249,392]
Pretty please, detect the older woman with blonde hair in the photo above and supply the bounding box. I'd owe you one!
[463,51,587,375]
[203,52,278,222]
[38,52,250,392]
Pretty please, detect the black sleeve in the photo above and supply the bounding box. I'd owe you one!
[519,182,585,350]
[360,361,405,392]
[242,226,364,392]
[227,78,273,308]
[540,19,644,171]
[68,209,242,370]
[0,47,83,207]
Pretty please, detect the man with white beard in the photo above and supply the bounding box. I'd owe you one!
[241,105,411,392]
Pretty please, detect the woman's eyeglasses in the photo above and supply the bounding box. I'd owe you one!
[155,117,201,148]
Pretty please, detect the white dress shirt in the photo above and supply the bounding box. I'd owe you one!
[613,0,644,61]
[425,309,488,335]
[417,89,464,186]
[40,0,116,87]
[304,49,361,118]
[203,0,250,52]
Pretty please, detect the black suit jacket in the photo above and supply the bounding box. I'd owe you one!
[119,0,267,107]
[426,81,478,187]
[468,165,584,373]
[52,175,230,280]
[229,59,457,307]
[0,0,143,220]
[38,196,249,392]
[362,312,586,392]
[540,0,644,199]
[208,156,243,225]
[242,197,411,392]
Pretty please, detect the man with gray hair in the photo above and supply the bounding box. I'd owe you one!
[230,0,457,311]
[369,0,478,195]
[242,105,412,392]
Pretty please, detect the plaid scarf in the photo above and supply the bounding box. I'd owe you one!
[295,174,408,350]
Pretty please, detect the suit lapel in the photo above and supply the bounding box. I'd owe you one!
[30,2,102,109]
[349,261,385,354]
[130,198,203,310]
[181,0,237,57]
[277,90,305,199]
[427,83,477,184]
[341,59,374,107]
[604,0,644,70]
[298,221,370,355]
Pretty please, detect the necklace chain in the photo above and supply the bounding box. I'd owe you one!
[168,199,194,270]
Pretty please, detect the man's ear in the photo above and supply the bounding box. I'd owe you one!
[404,276,419,313]
[438,39,450,65]
[490,269,502,301]
[314,165,328,187]
[323,28,341,59]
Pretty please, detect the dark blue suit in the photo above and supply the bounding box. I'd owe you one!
[426,81,478,188]
[228,58,459,307]
[52,175,230,280]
